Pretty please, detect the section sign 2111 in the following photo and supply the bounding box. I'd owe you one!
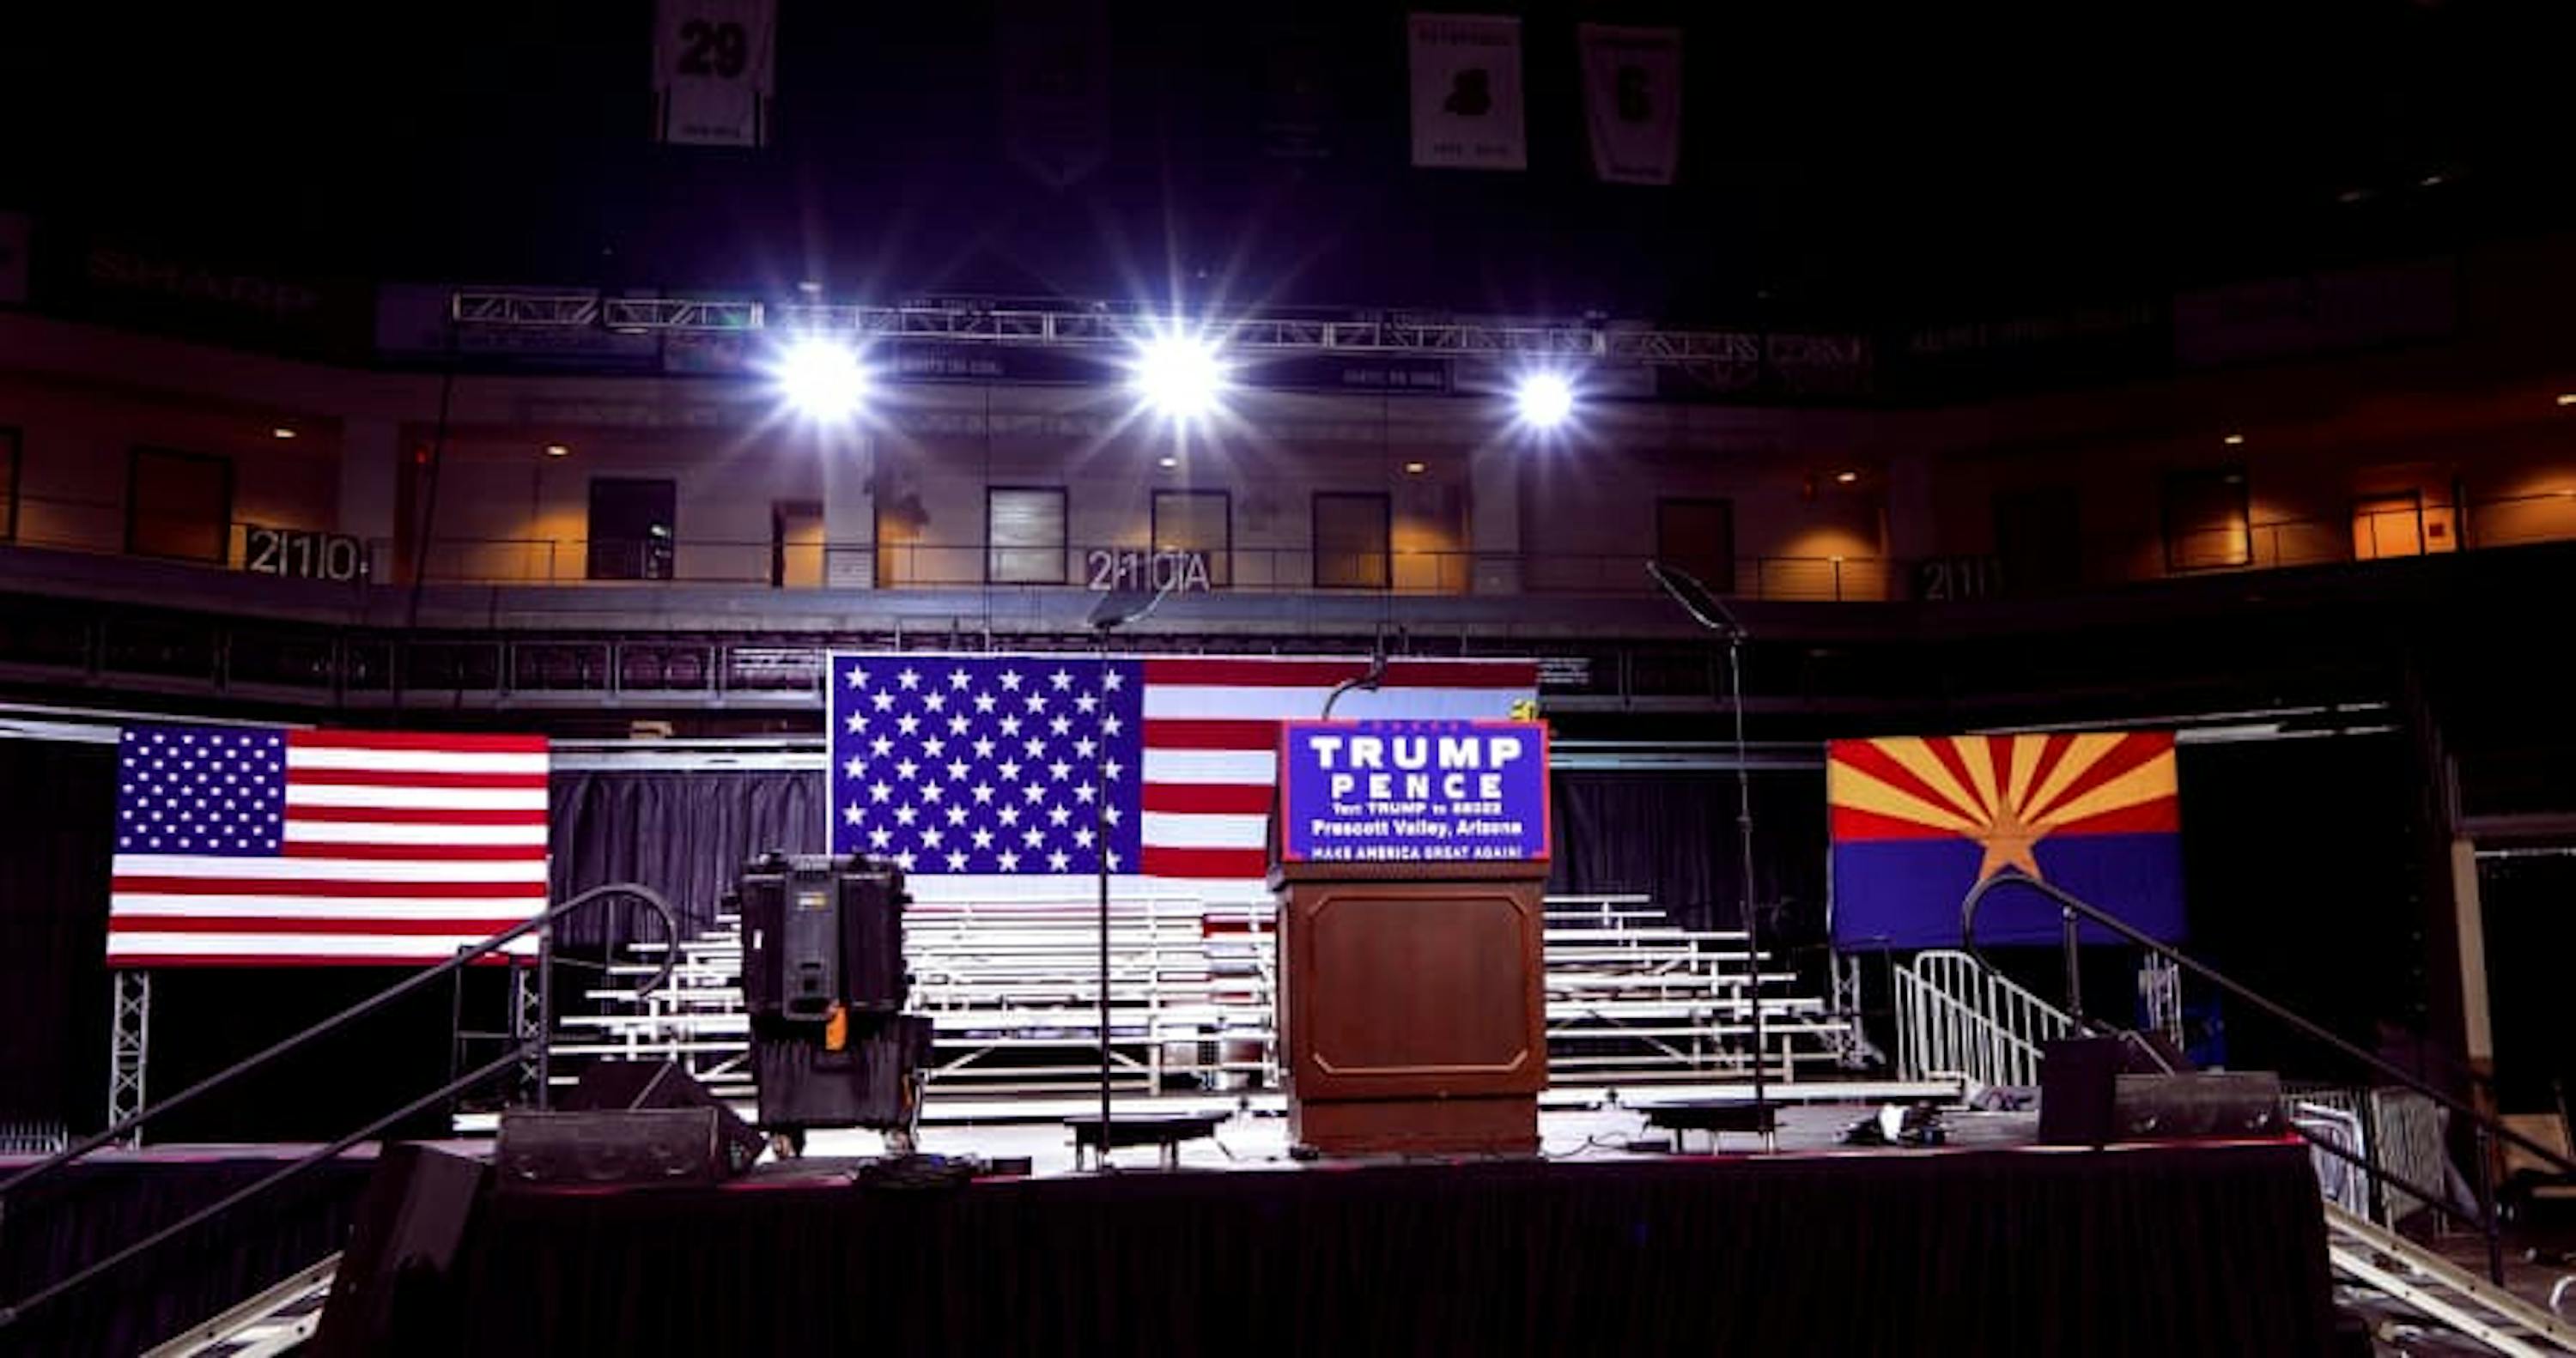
[1276,719,1550,864]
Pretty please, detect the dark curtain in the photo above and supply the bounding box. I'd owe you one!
[1546,769,1829,950]
[446,1146,2334,1357]
[2,1157,377,1358]
[0,739,115,1132]
[547,770,827,949]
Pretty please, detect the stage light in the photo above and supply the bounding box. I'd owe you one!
[2556,393,2576,407]
[1833,470,1859,484]
[1157,455,1178,469]
[271,427,297,440]
[1514,372,1577,430]
[1404,461,1427,475]
[774,337,869,421]
[1131,330,1230,421]
[2222,433,2245,446]
[544,444,571,458]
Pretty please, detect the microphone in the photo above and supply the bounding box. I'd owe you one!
[1320,651,1389,719]
[1646,561,1744,639]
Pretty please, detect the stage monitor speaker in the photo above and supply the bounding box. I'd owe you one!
[2037,1036,2123,1146]
[566,1059,765,1174]
[309,1143,489,1358]
[2112,1071,2285,1140]
[497,1106,755,1189]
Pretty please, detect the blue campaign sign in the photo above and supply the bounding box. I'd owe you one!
[1277,720,1551,864]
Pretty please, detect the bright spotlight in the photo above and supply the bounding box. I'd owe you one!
[1514,371,1577,430]
[1132,330,1230,421]
[774,337,868,421]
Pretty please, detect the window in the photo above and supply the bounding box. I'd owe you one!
[126,446,234,563]
[587,477,677,580]
[1151,489,1230,587]
[2161,466,2251,572]
[2352,490,2458,561]
[0,427,17,543]
[1312,492,1391,589]
[987,486,1068,584]
[1993,486,2083,591]
[1653,498,1736,595]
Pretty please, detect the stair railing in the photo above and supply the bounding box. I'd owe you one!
[1961,871,2576,1286]
[0,882,677,1335]
[1893,949,2078,1088]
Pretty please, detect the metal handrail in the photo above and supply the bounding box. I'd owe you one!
[1959,873,2573,1177]
[1960,871,2576,1284]
[0,882,677,1332]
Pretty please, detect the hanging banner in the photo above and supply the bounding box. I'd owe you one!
[1577,25,1682,185]
[653,0,778,148]
[1408,14,1526,171]
[999,0,1111,187]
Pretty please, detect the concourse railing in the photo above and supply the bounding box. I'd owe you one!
[1959,872,2576,1287]
[0,882,678,1337]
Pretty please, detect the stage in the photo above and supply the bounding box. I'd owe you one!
[6,1109,2339,1356]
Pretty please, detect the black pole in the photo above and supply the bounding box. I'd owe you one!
[2060,907,2085,1023]
[1097,631,1114,1168]
[1726,632,1769,1131]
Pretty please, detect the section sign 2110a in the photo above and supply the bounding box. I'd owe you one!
[1277,719,1550,864]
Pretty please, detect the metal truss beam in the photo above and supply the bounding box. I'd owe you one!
[107,971,149,1147]
[448,290,1808,367]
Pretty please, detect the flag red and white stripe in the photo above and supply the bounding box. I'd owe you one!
[1136,657,1540,890]
[106,728,551,967]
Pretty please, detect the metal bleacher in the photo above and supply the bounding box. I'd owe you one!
[539,892,1854,1119]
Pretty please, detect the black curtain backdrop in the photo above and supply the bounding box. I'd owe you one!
[546,769,827,949]
[444,1147,2335,1357]
[0,738,115,1132]
[1546,769,1830,949]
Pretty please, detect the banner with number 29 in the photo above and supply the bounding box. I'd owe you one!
[653,0,778,148]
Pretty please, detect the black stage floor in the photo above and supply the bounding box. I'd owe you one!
[6,1130,2338,1357]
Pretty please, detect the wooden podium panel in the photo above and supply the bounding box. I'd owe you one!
[1274,864,1546,1155]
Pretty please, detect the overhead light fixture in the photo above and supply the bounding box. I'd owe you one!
[772,336,870,421]
[1156,455,1178,469]
[544,444,571,458]
[1403,460,1427,475]
[2222,433,2245,446]
[1513,372,1577,431]
[1131,328,1230,422]
[1833,470,1859,484]
[2555,394,2576,407]
[271,427,297,440]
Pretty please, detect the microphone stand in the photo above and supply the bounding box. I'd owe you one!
[1085,575,1177,1169]
[1648,563,1772,1145]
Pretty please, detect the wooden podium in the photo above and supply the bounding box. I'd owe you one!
[1268,858,1547,1155]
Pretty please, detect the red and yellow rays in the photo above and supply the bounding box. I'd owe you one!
[1826,732,2179,883]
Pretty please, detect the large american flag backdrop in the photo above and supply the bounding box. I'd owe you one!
[827,654,1538,901]
[106,725,551,966]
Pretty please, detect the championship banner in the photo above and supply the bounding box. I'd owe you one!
[1828,731,2184,949]
[999,0,1111,187]
[1408,14,1526,171]
[1577,25,1682,185]
[653,0,778,148]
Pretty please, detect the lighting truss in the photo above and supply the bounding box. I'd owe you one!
[447,290,1794,367]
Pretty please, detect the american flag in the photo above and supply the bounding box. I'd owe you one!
[106,725,551,966]
[827,653,1538,901]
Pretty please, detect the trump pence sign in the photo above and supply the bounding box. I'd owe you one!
[1278,719,1550,864]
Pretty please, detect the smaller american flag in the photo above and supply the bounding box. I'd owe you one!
[106,724,552,966]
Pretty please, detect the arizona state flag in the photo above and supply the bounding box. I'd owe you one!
[1828,731,2184,949]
